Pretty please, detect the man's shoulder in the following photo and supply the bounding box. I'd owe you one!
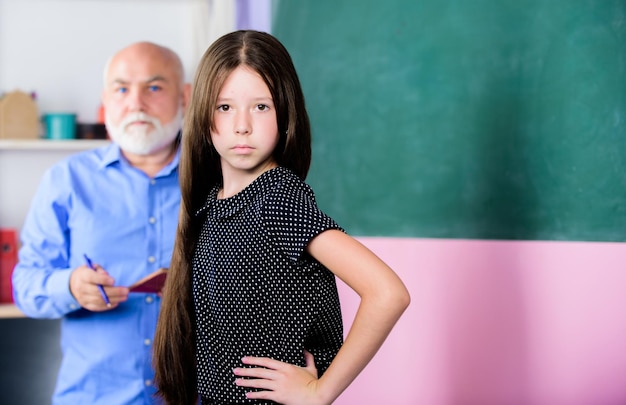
[44,143,116,184]
[55,143,115,169]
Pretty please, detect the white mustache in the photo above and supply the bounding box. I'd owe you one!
[120,112,161,130]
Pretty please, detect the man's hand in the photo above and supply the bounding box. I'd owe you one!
[69,263,129,311]
[233,350,326,405]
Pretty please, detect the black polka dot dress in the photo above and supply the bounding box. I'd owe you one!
[192,166,344,404]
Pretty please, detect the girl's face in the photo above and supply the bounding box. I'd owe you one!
[211,65,279,181]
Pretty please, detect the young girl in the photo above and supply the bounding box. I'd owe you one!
[153,30,410,405]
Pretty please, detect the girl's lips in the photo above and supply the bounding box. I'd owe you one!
[232,145,253,151]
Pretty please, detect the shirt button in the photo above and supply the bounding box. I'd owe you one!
[144,338,151,346]
[150,179,156,185]
[145,379,152,386]
[145,296,154,304]
[149,216,156,224]
[148,256,156,263]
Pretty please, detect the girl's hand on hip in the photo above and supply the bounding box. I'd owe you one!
[233,350,326,405]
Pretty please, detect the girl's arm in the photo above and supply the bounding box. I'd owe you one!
[234,229,410,405]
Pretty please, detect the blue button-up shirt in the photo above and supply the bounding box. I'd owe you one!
[12,143,181,405]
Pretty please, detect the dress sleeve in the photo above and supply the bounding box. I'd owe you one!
[262,180,343,263]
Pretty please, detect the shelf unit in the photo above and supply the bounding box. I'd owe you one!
[0,139,110,151]
[0,303,25,318]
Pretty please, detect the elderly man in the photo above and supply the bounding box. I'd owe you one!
[12,42,190,405]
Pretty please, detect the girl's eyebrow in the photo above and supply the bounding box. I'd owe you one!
[216,96,273,102]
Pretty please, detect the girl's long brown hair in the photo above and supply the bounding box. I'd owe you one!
[153,30,311,404]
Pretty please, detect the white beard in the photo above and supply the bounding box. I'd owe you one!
[105,108,183,155]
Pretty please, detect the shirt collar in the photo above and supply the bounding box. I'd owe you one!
[99,139,181,177]
[100,143,124,169]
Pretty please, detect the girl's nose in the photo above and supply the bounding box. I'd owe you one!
[234,112,251,134]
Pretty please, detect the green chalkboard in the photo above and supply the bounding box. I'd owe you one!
[273,1,626,241]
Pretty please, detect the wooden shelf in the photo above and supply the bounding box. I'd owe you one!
[0,139,110,151]
[0,304,26,319]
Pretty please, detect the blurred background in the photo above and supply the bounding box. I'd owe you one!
[2,1,626,404]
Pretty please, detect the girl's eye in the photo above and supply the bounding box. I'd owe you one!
[257,104,269,111]
[217,105,230,112]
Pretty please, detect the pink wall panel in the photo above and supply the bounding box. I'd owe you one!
[334,238,626,405]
